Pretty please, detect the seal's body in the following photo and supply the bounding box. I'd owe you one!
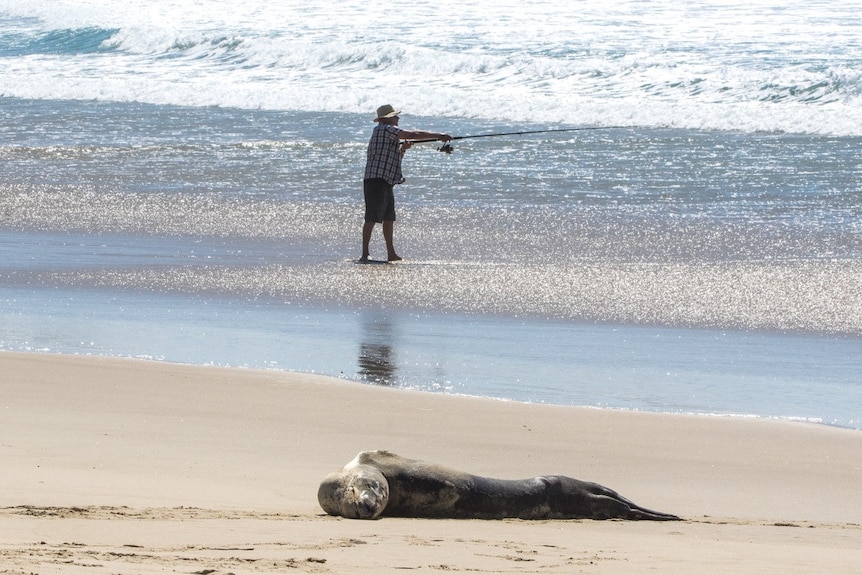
[318,450,679,521]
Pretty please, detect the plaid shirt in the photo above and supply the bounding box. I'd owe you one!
[364,124,404,185]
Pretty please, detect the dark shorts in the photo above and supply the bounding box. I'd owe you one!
[363,178,396,223]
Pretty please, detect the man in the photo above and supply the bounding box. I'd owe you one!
[361,104,452,262]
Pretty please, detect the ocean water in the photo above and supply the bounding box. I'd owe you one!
[1,0,860,429]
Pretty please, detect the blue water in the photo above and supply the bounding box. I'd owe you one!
[2,285,858,427]
[1,0,860,429]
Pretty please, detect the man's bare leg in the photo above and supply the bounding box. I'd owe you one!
[361,221,376,261]
[382,220,401,261]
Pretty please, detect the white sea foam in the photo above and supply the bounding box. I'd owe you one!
[1,0,860,134]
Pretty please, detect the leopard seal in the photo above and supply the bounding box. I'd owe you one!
[317,450,679,521]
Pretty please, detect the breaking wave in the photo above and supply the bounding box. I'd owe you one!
[1,0,861,134]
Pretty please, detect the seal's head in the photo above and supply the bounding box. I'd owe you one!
[317,464,390,519]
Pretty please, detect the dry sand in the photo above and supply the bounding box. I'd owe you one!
[1,351,860,573]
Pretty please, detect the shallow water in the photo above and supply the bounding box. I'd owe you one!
[3,284,859,429]
[1,1,860,429]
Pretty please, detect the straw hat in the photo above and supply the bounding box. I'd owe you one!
[374,104,401,122]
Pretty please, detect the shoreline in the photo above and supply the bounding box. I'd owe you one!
[3,346,855,432]
[3,285,860,430]
[3,350,862,573]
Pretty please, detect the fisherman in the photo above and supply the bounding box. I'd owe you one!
[361,105,452,262]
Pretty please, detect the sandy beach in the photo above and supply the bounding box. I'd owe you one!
[2,351,861,573]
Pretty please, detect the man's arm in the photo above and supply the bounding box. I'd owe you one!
[398,129,452,142]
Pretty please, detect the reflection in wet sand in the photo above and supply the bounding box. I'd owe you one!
[357,314,396,385]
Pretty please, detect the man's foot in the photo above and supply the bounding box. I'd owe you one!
[387,253,403,262]
[359,255,369,262]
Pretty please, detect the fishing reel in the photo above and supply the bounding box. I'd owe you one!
[437,143,454,154]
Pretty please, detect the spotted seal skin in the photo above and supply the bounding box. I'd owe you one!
[317,450,679,521]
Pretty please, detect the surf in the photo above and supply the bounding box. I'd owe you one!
[1,0,860,135]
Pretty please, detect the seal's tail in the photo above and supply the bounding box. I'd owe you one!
[627,505,681,521]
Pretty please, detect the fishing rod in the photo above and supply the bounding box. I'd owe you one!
[409,125,632,154]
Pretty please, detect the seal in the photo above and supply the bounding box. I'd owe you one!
[318,450,679,521]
